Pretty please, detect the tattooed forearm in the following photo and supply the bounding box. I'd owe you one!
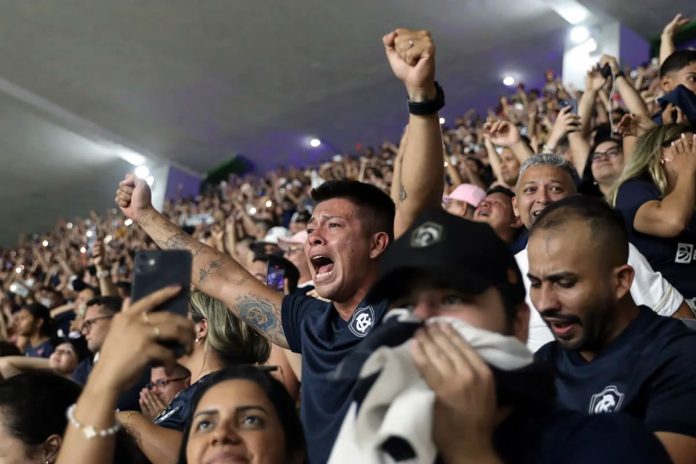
[235,295,288,348]
[161,231,205,257]
[198,259,223,284]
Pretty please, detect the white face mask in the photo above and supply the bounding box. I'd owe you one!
[39,298,53,308]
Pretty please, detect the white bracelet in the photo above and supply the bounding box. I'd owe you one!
[66,404,121,439]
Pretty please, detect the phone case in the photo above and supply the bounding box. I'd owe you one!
[131,250,192,317]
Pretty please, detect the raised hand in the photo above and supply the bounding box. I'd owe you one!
[599,54,621,76]
[483,120,521,147]
[585,64,607,92]
[663,13,690,38]
[383,28,436,101]
[615,113,656,138]
[547,106,581,149]
[115,173,153,223]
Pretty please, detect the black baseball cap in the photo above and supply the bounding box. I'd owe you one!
[366,209,525,305]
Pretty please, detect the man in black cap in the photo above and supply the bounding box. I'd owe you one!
[329,209,670,463]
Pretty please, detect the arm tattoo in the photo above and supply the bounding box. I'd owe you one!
[161,232,204,257]
[198,259,223,284]
[235,295,287,347]
[399,184,408,202]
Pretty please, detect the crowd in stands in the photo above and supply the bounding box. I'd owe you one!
[0,13,694,464]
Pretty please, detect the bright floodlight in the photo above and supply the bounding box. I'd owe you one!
[439,117,446,124]
[135,165,150,179]
[309,138,321,148]
[570,26,590,44]
[503,76,516,86]
[124,219,134,226]
[146,176,155,186]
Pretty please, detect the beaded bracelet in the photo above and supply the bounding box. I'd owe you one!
[66,404,121,439]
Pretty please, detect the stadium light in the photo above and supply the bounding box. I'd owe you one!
[310,138,322,148]
[570,26,590,44]
[503,76,516,87]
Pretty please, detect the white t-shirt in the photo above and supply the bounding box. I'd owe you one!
[517,243,685,352]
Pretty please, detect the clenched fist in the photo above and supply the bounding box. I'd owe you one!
[383,28,436,101]
[115,173,153,223]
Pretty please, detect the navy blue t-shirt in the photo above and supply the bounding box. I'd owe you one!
[154,373,212,431]
[616,176,696,298]
[536,307,696,437]
[281,293,387,464]
[24,339,54,358]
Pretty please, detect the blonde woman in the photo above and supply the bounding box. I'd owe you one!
[612,124,696,301]
[114,291,270,464]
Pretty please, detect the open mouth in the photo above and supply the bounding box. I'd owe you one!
[310,255,335,281]
[544,318,578,338]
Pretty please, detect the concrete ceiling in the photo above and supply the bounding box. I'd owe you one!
[0,0,691,245]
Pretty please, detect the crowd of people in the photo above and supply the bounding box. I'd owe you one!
[0,13,694,464]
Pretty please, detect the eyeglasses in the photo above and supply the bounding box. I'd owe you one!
[146,376,189,390]
[591,147,622,162]
[284,247,303,255]
[80,315,113,333]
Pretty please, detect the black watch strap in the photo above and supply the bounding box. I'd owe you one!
[408,81,445,116]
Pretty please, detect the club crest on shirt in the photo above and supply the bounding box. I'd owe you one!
[676,243,694,264]
[154,405,181,424]
[348,305,375,338]
[589,385,625,414]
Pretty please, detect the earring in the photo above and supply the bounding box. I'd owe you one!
[195,337,200,343]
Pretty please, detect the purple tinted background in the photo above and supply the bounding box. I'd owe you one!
[620,25,651,68]
[165,165,202,201]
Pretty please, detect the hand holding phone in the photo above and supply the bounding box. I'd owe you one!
[132,250,192,357]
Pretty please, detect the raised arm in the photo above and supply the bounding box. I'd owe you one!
[390,126,409,204]
[631,135,696,238]
[484,120,533,163]
[115,175,288,348]
[383,29,445,239]
[660,14,690,65]
[600,55,649,118]
[579,64,606,139]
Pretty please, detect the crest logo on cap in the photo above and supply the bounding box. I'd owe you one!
[410,222,443,248]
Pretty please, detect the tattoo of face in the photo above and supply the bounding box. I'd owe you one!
[399,184,408,202]
[235,295,286,345]
[198,259,223,283]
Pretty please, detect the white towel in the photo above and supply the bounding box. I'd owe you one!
[328,314,533,464]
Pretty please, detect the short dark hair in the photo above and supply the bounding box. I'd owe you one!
[0,372,81,447]
[531,195,629,266]
[86,296,123,315]
[178,366,305,464]
[311,180,395,241]
[660,50,696,77]
[486,185,515,198]
[23,303,53,337]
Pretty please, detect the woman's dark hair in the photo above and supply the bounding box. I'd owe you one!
[177,366,305,464]
[23,303,54,337]
[0,372,81,448]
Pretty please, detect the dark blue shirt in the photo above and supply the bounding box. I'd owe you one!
[616,176,696,298]
[154,373,212,431]
[282,293,387,464]
[536,306,696,437]
[493,406,670,463]
[24,339,53,358]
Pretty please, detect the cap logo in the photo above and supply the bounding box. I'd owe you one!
[410,222,443,248]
